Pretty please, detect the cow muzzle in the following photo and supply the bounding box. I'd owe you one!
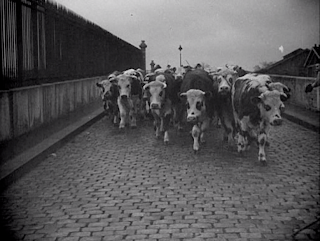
[120,95,128,100]
[187,115,198,123]
[219,86,230,94]
[271,118,282,126]
[150,103,161,109]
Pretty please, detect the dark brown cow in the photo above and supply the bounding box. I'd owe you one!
[212,68,239,145]
[179,69,215,153]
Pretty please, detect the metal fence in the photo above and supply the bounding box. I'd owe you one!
[1,0,143,90]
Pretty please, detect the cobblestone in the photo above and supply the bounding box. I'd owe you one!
[0,117,319,240]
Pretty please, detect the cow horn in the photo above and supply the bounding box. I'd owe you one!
[143,83,150,90]
[162,82,167,89]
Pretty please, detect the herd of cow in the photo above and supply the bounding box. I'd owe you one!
[96,65,290,164]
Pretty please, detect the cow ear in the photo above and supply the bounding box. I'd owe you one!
[110,78,117,84]
[96,82,102,87]
[204,91,212,99]
[251,96,262,105]
[179,92,187,100]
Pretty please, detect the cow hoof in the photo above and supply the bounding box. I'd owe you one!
[131,125,137,129]
[260,160,267,166]
[164,141,169,145]
[194,149,199,154]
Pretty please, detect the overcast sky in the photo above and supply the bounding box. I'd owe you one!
[54,0,319,71]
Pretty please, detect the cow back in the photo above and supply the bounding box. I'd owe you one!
[233,77,264,125]
[131,77,142,98]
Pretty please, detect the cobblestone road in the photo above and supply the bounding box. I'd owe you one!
[1,117,319,241]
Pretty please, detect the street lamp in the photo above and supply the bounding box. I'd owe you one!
[178,45,183,67]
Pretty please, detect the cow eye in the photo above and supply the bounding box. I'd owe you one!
[264,104,271,111]
[159,91,163,97]
[280,105,285,112]
[186,102,190,109]
[196,101,202,110]
[127,84,130,88]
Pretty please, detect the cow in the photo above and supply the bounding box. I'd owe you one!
[179,69,215,153]
[231,73,289,164]
[225,64,247,77]
[96,71,120,125]
[115,72,142,129]
[211,67,239,145]
[142,72,177,144]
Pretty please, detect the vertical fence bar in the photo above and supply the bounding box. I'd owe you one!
[1,0,143,90]
[16,0,23,86]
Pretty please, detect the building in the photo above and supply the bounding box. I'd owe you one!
[304,44,320,77]
[260,45,320,77]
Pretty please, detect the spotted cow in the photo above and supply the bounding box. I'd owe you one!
[115,72,142,129]
[232,73,289,164]
[179,69,215,153]
[96,71,120,124]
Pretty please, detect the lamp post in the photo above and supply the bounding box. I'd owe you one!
[178,45,183,67]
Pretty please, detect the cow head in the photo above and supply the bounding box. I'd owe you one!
[180,89,212,123]
[96,74,117,100]
[116,74,136,100]
[217,74,235,95]
[212,68,238,95]
[251,90,288,126]
[143,76,167,110]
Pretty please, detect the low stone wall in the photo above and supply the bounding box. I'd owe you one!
[0,77,102,143]
[270,74,319,112]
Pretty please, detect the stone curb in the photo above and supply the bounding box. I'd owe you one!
[282,112,319,133]
[0,109,105,192]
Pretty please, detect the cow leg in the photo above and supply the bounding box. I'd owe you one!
[113,115,118,125]
[258,131,267,163]
[152,114,161,139]
[191,124,201,153]
[237,132,248,153]
[223,118,235,146]
[175,105,185,131]
[163,113,171,144]
[200,118,210,144]
[130,98,138,128]
[118,100,126,129]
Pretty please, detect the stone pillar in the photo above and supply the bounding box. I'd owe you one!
[139,40,147,72]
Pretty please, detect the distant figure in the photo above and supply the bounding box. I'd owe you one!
[305,63,320,93]
[153,64,162,73]
[195,63,202,69]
